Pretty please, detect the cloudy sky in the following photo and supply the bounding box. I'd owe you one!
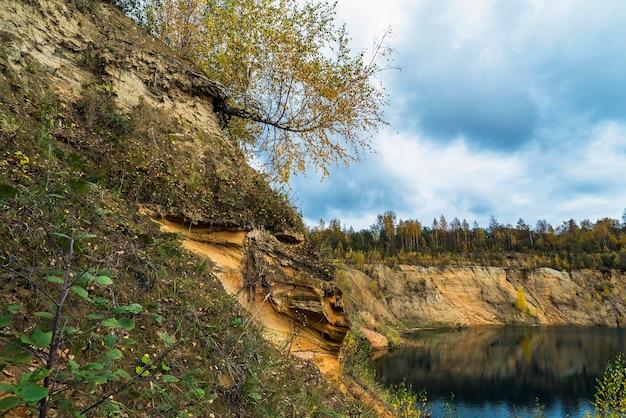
[290,0,626,231]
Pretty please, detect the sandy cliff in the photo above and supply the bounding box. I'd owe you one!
[343,264,626,331]
[152,216,350,360]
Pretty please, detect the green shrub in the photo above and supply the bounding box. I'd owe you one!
[340,327,375,383]
[594,353,626,417]
[389,381,429,418]
[0,176,183,416]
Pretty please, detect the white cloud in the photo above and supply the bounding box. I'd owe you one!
[293,0,626,232]
[334,0,414,49]
[371,129,540,226]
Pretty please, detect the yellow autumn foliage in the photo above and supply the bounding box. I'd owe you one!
[516,286,528,314]
[147,0,391,182]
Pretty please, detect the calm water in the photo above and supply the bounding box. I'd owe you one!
[373,326,626,417]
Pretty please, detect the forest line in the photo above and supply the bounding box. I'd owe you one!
[309,210,626,271]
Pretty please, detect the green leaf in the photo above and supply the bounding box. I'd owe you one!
[90,375,108,385]
[68,360,79,371]
[46,193,65,199]
[119,337,137,346]
[100,372,119,383]
[94,275,113,285]
[64,326,80,335]
[17,371,31,385]
[11,352,32,364]
[74,231,97,240]
[0,183,19,199]
[104,349,123,360]
[111,303,142,315]
[50,231,70,239]
[0,383,15,394]
[73,271,94,286]
[91,297,110,309]
[34,312,54,319]
[44,276,64,284]
[135,366,149,377]
[14,383,48,404]
[27,368,51,383]
[127,303,143,315]
[162,375,179,383]
[140,354,151,365]
[82,362,104,371]
[0,316,12,327]
[232,317,242,326]
[116,317,135,331]
[101,318,118,328]
[6,305,21,313]
[29,329,52,348]
[19,335,33,346]
[104,334,117,347]
[115,369,130,380]
[157,332,174,345]
[191,388,205,399]
[71,285,90,301]
[0,395,20,411]
[86,313,105,320]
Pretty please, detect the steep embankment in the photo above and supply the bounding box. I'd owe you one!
[341,264,626,332]
[151,214,350,380]
[1,0,350,334]
[2,0,350,356]
[0,0,363,416]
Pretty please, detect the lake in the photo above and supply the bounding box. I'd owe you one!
[373,326,626,417]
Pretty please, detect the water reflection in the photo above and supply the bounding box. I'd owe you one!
[373,326,626,417]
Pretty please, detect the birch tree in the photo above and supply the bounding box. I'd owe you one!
[148,0,391,181]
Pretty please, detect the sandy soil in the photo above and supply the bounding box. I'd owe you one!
[154,220,343,382]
